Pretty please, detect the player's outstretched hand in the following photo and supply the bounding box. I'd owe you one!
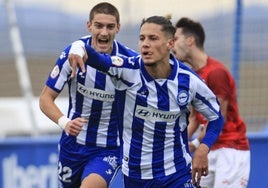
[68,49,88,78]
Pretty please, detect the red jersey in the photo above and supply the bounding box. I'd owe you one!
[196,56,249,150]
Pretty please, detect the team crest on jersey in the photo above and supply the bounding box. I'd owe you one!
[177,90,189,106]
[50,65,60,79]
[111,56,123,66]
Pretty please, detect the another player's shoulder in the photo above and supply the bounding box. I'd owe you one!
[60,35,91,57]
[178,60,192,72]
[115,40,138,57]
[207,56,231,76]
[78,35,91,44]
[207,56,226,69]
[173,58,206,89]
[176,58,199,77]
[56,45,71,63]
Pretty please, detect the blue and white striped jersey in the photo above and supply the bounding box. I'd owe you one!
[45,36,138,148]
[83,45,224,179]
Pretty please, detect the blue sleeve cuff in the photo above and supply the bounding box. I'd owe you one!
[202,114,224,148]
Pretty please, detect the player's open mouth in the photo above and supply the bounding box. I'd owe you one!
[142,51,152,57]
[98,38,109,44]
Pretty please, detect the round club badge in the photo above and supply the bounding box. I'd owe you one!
[177,90,189,106]
[111,56,124,66]
[50,65,60,79]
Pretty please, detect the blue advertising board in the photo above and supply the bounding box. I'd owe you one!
[0,136,58,188]
[0,134,267,188]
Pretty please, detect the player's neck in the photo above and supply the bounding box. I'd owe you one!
[190,51,207,71]
[145,59,172,79]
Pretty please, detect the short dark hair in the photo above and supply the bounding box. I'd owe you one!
[89,2,120,23]
[175,17,205,49]
[140,15,176,38]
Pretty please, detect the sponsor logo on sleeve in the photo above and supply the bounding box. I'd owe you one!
[111,56,124,66]
[50,65,60,79]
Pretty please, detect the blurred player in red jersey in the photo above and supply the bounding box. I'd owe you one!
[172,17,250,188]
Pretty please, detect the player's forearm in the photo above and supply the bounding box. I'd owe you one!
[201,115,224,148]
[40,98,63,124]
[85,44,112,71]
[39,88,64,125]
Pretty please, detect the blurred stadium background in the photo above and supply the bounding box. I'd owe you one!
[0,0,267,187]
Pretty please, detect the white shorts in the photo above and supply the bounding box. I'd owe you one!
[200,148,250,188]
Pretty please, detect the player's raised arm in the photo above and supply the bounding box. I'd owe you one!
[84,44,115,72]
[68,40,87,78]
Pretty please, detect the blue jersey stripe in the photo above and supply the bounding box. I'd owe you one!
[74,69,86,119]
[86,71,106,144]
[152,121,166,177]
[153,81,169,177]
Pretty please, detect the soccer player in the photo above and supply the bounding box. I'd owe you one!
[39,2,137,188]
[70,15,224,188]
[173,17,250,188]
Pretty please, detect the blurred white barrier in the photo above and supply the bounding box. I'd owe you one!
[0,97,68,137]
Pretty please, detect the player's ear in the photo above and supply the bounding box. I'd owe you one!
[87,21,92,32]
[187,35,195,46]
[116,23,121,34]
[167,38,175,50]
